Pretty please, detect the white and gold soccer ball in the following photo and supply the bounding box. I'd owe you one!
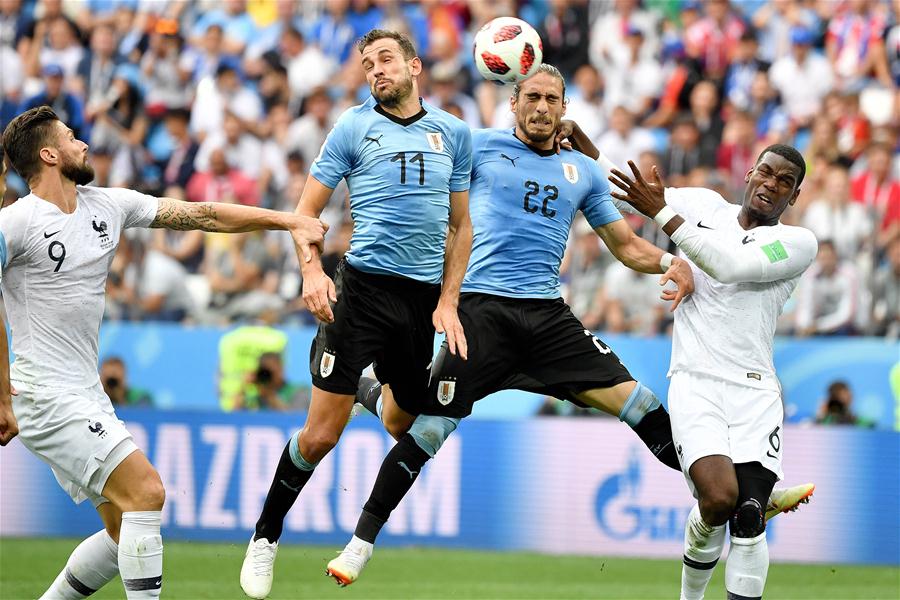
[473,17,543,84]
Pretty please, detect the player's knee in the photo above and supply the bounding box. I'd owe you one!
[729,498,766,538]
[298,429,340,463]
[408,415,459,457]
[123,472,165,511]
[700,488,738,525]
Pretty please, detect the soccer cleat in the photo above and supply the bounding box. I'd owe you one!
[325,541,373,587]
[765,483,815,521]
[240,536,278,599]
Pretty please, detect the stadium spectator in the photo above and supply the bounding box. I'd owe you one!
[870,237,900,338]
[601,261,668,336]
[600,25,663,119]
[426,63,481,128]
[73,23,120,111]
[825,0,893,91]
[204,231,284,323]
[24,14,85,81]
[684,0,746,82]
[285,87,336,168]
[190,60,263,142]
[717,110,757,197]
[180,22,230,86]
[134,239,194,322]
[595,105,656,171]
[195,110,263,180]
[535,0,590,80]
[101,356,154,408]
[795,240,860,336]
[723,30,770,113]
[802,161,873,260]
[308,0,357,66]
[769,26,835,131]
[187,147,259,206]
[218,323,288,411]
[19,64,87,140]
[279,26,336,103]
[160,107,199,195]
[140,19,191,112]
[589,0,660,69]
[235,352,311,412]
[564,64,605,142]
[851,142,900,251]
[190,0,257,56]
[752,0,821,64]
[664,115,710,186]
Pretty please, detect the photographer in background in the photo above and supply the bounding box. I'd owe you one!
[236,352,309,412]
[100,356,154,407]
[815,380,873,427]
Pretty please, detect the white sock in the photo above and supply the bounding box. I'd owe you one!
[40,530,119,599]
[725,532,768,599]
[119,511,163,599]
[681,504,727,600]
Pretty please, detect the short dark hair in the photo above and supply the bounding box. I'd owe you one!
[357,29,416,60]
[2,106,62,183]
[755,143,806,186]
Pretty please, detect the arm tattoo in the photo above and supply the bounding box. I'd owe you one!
[151,199,218,231]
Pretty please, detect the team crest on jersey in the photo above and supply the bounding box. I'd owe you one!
[426,132,444,153]
[93,218,114,249]
[562,163,579,184]
[320,351,336,378]
[437,379,456,405]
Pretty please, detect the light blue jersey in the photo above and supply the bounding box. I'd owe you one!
[462,128,622,298]
[311,96,472,284]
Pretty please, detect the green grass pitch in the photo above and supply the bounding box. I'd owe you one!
[1,538,897,599]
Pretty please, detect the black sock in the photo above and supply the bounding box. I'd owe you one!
[355,377,382,417]
[632,406,681,471]
[254,440,315,543]
[354,434,431,543]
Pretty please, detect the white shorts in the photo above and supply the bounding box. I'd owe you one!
[668,371,784,497]
[12,381,139,506]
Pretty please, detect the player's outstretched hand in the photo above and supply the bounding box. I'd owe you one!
[0,388,19,446]
[288,216,329,263]
[607,161,666,217]
[303,271,337,323]
[433,301,467,360]
[660,257,694,312]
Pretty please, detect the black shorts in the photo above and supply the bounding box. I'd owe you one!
[426,293,634,418]
[309,260,441,413]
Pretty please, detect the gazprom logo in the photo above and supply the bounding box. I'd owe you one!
[594,447,690,541]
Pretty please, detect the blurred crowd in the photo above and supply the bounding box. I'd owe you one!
[1,0,898,337]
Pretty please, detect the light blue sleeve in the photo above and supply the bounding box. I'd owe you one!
[449,122,473,193]
[580,157,623,228]
[309,111,356,189]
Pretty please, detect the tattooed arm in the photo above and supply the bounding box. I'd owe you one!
[150,197,328,260]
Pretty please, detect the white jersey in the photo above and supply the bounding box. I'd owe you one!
[0,186,158,392]
[663,188,818,391]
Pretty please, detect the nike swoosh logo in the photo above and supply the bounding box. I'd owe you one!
[43,230,61,238]
[697,221,713,230]
[742,236,754,245]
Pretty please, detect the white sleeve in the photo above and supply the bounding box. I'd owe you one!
[670,223,819,284]
[105,187,160,228]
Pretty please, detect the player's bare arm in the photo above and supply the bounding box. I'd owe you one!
[595,219,694,311]
[434,189,472,359]
[293,175,339,323]
[150,196,327,262]
[0,318,18,446]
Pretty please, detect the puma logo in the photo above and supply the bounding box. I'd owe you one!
[500,153,518,167]
[398,461,418,479]
[362,134,383,149]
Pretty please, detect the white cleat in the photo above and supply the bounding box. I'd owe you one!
[240,536,278,599]
[766,483,815,521]
[325,540,373,587]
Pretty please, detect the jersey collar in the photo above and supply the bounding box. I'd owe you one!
[374,97,427,127]
[511,128,556,157]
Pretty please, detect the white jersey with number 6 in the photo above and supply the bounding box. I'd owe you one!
[0,186,158,392]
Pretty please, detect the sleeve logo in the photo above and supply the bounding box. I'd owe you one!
[761,240,788,263]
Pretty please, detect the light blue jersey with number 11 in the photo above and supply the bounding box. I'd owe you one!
[311,96,472,284]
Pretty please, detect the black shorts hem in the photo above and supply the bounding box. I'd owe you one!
[310,377,359,397]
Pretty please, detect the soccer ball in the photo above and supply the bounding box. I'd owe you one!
[473,17,543,84]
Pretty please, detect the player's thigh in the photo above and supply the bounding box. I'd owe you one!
[417,294,522,418]
[668,372,732,492]
[13,385,140,506]
[309,261,394,397]
[379,385,417,438]
[522,300,634,401]
[101,448,165,512]
[726,385,785,482]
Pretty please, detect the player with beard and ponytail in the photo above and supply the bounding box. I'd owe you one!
[239,29,473,599]
[0,106,327,600]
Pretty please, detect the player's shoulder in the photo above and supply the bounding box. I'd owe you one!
[333,98,374,129]
[668,187,730,205]
[472,127,508,147]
